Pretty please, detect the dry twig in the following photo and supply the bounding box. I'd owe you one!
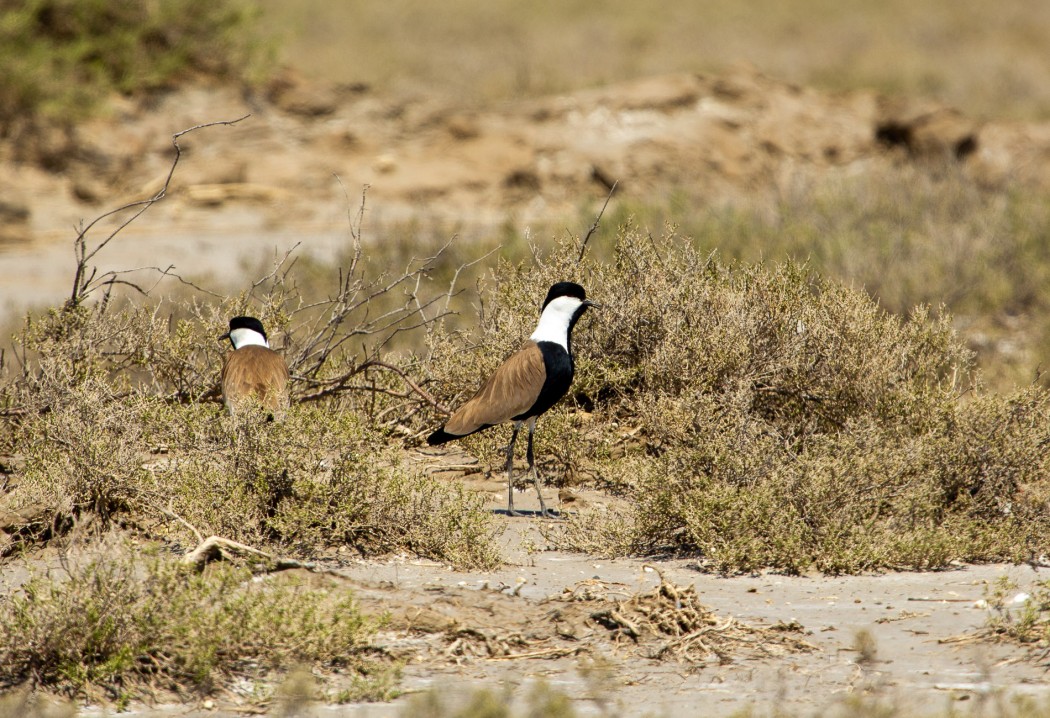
[577,179,618,263]
[68,116,250,308]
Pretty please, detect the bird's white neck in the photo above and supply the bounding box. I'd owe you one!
[529,296,583,351]
[229,327,269,349]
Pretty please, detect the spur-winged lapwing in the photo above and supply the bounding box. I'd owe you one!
[219,316,289,417]
[427,282,598,517]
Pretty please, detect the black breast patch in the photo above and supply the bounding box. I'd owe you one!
[514,341,574,420]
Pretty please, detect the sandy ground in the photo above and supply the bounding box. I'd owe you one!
[80,548,1050,717]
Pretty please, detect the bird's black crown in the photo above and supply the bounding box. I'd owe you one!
[541,282,587,310]
[228,316,268,341]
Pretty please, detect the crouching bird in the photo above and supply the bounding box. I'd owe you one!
[427,282,598,517]
[219,316,290,418]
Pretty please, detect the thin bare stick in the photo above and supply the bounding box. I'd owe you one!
[68,115,250,308]
[149,501,204,544]
[578,180,618,263]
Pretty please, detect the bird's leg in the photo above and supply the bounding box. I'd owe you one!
[526,418,551,518]
[505,423,522,516]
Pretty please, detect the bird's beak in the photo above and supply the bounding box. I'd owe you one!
[218,330,230,342]
[584,299,602,309]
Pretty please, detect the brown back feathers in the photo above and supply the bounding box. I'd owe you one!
[443,341,546,437]
[221,345,290,414]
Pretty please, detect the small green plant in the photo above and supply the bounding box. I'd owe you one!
[981,576,1046,645]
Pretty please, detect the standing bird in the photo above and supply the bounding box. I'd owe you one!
[427,282,598,517]
[219,316,290,418]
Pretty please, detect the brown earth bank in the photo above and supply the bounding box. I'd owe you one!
[2,68,1050,316]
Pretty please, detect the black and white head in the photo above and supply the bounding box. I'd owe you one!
[222,316,270,350]
[529,282,598,350]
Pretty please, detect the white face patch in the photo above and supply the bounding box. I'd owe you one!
[229,327,269,349]
[529,295,584,349]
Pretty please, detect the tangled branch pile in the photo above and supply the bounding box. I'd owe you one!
[350,573,811,667]
[560,576,813,663]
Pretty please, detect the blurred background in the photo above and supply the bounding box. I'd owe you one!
[259,0,1050,120]
[1,0,1050,389]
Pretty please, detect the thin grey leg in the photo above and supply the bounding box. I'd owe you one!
[526,419,549,517]
[506,423,521,516]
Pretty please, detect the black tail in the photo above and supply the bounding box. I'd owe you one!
[427,427,458,446]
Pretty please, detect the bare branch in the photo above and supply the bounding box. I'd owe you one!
[250,243,302,292]
[578,179,618,263]
[68,115,251,309]
[295,358,450,413]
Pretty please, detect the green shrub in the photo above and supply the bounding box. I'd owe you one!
[0,0,272,141]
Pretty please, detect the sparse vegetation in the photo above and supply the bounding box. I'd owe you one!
[4,206,1050,706]
[0,539,388,704]
[591,165,1050,390]
[975,576,1050,648]
[5,4,1050,708]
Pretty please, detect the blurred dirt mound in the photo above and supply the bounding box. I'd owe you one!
[3,67,1050,274]
[8,66,1050,238]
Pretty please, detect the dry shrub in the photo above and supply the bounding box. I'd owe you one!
[0,230,499,568]
[7,388,500,568]
[424,226,1050,573]
[0,539,384,704]
[613,166,1050,318]
[152,402,500,567]
[605,167,1050,389]
[14,378,146,526]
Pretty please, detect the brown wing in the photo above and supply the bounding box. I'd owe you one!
[443,341,546,436]
[221,346,290,412]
